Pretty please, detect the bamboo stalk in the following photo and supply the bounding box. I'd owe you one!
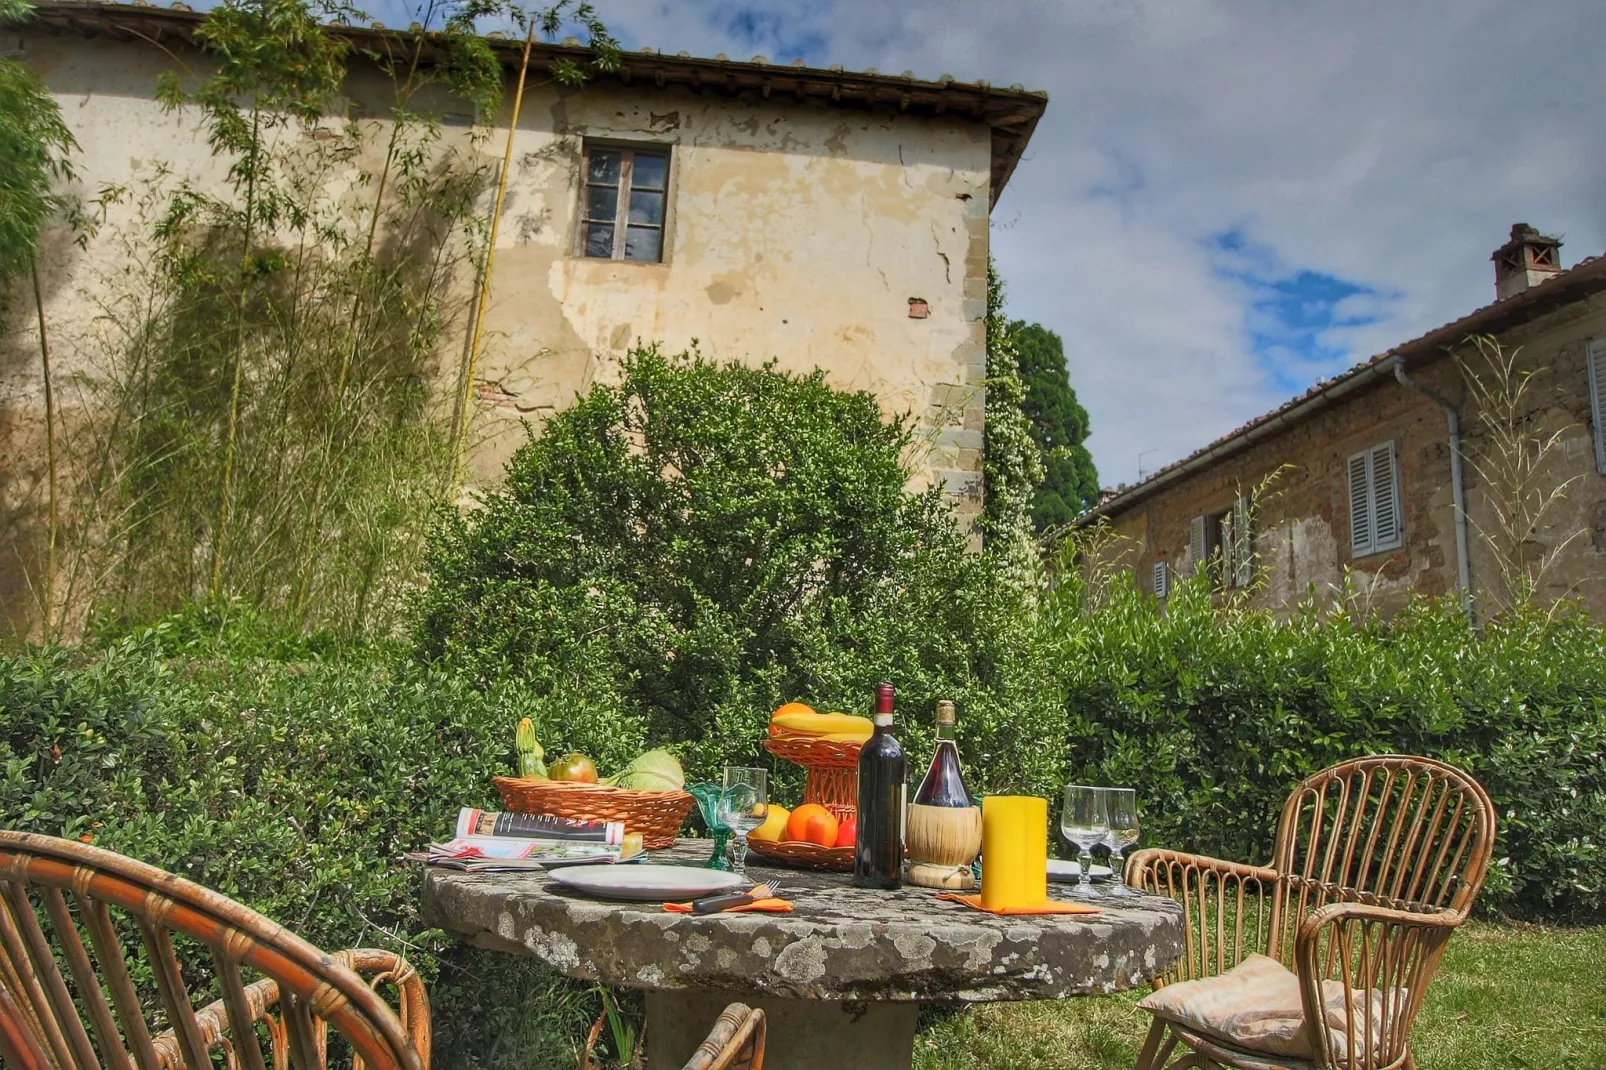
[448,15,537,496]
[30,257,56,637]
[210,104,263,599]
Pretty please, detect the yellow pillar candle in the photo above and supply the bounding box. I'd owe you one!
[981,795,1048,911]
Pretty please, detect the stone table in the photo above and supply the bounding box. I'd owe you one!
[423,841,1184,1070]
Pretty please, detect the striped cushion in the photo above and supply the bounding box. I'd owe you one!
[1137,954,1400,1063]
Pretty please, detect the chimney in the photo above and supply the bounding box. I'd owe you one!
[1491,223,1562,300]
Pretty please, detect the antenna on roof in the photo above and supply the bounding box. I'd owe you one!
[1138,449,1157,481]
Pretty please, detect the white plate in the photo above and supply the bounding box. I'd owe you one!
[546,864,746,902]
[1048,859,1114,882]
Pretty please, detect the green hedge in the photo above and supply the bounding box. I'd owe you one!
[1051,571,1606,919]
[0,635,611,1068]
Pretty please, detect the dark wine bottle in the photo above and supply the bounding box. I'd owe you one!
[853,682,906,889]
[913,700,974,808]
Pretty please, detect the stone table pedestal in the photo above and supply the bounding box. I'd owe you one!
[423,841,1184,1070]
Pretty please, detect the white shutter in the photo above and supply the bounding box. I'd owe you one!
[1153,560,1169,598]
[1189,516,1207,574]
[1370,442,1401,551]
[1348,450,1373,555]
[1589,339,1606,475]
[1348,442,1401,556]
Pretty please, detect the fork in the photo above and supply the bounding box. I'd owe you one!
[690,882,783,914]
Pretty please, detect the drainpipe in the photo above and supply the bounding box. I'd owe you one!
[1393,363,1475,625]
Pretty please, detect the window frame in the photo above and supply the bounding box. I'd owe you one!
[1189,492,1253,588]
[1347,440,1403,558]
[573,139,675,264]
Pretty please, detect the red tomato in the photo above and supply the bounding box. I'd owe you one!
[833,814,857,848]
[548,753,598,784]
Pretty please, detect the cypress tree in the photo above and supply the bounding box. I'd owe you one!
[1010,321,1099,530]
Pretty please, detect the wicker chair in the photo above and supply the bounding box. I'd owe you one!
[0,831,765,1070]
[1125,755,1495,1070]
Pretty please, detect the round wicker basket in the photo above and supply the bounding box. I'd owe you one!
[746,838,853,872]
[762,734,862,769]
[491,777,694,850]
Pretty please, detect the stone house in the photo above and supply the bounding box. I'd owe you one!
[1078,226,1606,620]
[0,1,1047,625]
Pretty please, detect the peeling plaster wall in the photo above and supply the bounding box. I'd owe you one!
[0,32,992,625]
[466,80,991,507]
[1105,292,1606,621]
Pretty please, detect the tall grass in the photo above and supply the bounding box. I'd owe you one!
[41,0,507,640]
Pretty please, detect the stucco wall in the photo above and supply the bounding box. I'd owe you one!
[1103,291,1606,620]
[0,29,992,558]
[465,78,992,497]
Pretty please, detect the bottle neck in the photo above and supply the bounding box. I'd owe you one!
[933,721,955,745]
[872,712,894,731]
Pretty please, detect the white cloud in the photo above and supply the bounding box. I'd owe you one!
[605,0,1606,486]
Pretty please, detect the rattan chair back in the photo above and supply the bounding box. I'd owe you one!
[1266,754,1496,962]
[0,830,428,1070]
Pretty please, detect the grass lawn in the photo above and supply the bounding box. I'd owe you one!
[913,922,1606,1070]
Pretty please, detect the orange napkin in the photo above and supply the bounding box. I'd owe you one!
[664,898,794,914]
[937,893,1101,916]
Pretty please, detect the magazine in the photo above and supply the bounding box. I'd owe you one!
[412,808,633,872]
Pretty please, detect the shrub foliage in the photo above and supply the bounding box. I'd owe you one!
[416,346,1065,790]
[1047,563,1606,919]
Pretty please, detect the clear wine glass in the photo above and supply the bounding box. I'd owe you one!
[1061,784,1110,899]
[719,767,769,877]
[1104,787,1141,897]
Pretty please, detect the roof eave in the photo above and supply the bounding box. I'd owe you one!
[1077,253,1606,525]
[23,1,1049,203]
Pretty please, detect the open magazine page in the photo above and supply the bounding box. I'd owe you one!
[413,809,635,871]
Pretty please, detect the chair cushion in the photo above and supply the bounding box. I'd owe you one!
[1137,954,1401,1063]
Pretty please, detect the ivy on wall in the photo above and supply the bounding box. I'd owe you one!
[980,260,1044,585]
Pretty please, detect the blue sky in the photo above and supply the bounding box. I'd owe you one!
[394,0,1606,484]
[615,0,1606,485]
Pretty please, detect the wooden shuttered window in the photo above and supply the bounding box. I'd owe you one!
[1589,339,1606,475]
[1224,493,1253,587]
[1187,493,1253,587]
[1348,441,1402,556]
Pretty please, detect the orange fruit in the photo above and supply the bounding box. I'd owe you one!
[771,701,817,721]
[785,803,839,847]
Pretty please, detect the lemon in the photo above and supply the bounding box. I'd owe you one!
[748,804,790,843]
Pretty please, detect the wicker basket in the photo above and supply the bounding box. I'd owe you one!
[763,734,862,769]
[746,838,853,872]
[765,735,861,822]
[492,777,694,850]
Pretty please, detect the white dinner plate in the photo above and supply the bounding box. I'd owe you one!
[546,864,746,902]
[1047,859,1114,882]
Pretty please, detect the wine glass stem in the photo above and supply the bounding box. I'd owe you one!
[1078,850,1091,887]
[731,833,750,875]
